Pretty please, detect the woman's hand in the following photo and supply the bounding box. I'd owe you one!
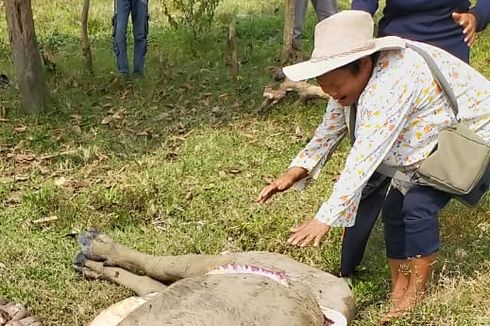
[256,167,308,203]
[287,219,330,247]
[452,12,477,46]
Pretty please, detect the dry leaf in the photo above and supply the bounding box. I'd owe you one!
[294,125,304,138]
[165,152,178,161]
[185,191,193,201]
[32,216,58,224]
[55,177,68,187]
[69,179,91,189]
[112,110,125,120]
[55,177,91,190]
[0,176,14,183]
[173,136,186,142]
[203,183,215,190]
[13,140,27,151]
[72,125,82,135]
[14,153,35,163]
[181,83,192,91]
[38,165,50,175]
[121,90,130,99]
[5,191,22,205]
[63,230,79,238]
[38,154,56,161]
[70,113,83,124]
[240,132,255,139]
[262,176,275,184]
[101,116,113,125]
[14,125,27,133]
[38,150,78,162]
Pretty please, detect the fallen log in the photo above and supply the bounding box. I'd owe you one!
[258,78,328,115]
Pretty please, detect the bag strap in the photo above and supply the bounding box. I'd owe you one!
[348,102,357,144]
[406,43,460,120]
[347,43,459,181]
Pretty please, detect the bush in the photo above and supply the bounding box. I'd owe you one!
[161,0,222,39]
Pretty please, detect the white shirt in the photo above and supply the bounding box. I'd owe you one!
[290,41,490,227]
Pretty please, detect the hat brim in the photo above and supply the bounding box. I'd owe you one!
[283,36,406,82]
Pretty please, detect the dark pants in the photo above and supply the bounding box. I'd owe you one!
[340,172,390,276]
[340,173,452,275]
[382,185,451,259]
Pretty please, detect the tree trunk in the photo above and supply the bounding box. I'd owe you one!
[226,16,239,80]
[281,0,295,64]
[4,0,49,114]
[81,0,94,74]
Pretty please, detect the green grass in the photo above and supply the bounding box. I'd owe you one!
[0,1,489,325]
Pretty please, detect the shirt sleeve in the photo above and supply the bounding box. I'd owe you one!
[315,50,421,227]
[289,100,347,189]
[471,1,490,32]
[351,0,379,15]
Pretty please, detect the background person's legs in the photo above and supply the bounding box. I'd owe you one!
[131,0,149,76]
[310,0,337,21]
[293,0,309,48]
[293,0,337,49]
[340,172,390,276]
[113,0,131,76]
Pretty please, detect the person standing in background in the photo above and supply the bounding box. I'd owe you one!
[113,0,149,78]
[352,0,490,62]
[293,0,338,49]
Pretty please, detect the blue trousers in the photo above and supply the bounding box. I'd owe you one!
[113,0,149,76]
[340,174,451,275]
[382,185,451,259]
[340,172,390,275]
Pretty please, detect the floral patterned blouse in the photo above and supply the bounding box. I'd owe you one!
[290,40,490,227]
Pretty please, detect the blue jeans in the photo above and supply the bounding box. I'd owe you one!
[113,0,149,76]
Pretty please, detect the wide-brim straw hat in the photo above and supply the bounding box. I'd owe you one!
[283,10,406,82]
